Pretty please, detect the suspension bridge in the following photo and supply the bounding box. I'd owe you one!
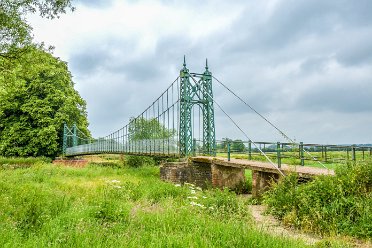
[62,57,337,196]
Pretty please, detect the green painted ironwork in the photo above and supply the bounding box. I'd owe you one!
[179,57,216,157]
[72,123,78,147]
[62,123,67,155]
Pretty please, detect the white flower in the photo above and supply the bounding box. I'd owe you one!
[190,190,196,194]
[202,196,207,199]
[111,180,120,183]
[175,184,181,187]
[113,185,122,189]
[187,196,198,199]
[196,187,202,191]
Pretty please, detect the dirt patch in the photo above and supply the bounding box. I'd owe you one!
[249,205,372,247]
[249,205,321,245]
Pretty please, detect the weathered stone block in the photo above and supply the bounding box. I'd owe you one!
[160,162,212,188]
[211,164,246,191]
[252,170,280,198]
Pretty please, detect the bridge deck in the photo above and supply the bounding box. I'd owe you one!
[191,156,334,178]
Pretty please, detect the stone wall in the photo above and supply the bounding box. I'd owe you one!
[252,170,280,198]
[211,164,246,191]
[160,161,212,188]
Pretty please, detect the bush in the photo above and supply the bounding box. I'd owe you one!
[264,161,372,239]
[124,155,155,167]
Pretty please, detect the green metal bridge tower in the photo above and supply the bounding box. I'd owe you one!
[179,57,216,157]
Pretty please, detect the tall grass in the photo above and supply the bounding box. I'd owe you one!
[0,162,314,247]
[0,156,51,168]
[264,160,372,239]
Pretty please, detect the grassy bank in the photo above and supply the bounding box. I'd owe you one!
[0,161,312,248]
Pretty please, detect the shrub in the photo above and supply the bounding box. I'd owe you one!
[124,155,155,168]
[264,161,372,239]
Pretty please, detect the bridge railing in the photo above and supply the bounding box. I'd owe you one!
[215,140,372,166]
[66,138,180,157]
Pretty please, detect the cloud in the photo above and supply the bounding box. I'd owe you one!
[28,0,372,143]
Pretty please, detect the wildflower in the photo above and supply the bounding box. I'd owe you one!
[202,196,207,199]
[187,196,198,199]
[175,184,181,187]
[111,180,120,183]
[113,185,122,189]
[196,187,202,191]
[190,190,196,194]
[190,201,206,208]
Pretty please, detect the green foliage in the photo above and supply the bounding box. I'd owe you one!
[0,46,89,157]
[0,0,73,55]
[264,161,372,239]
[0,156,51,168]
[232,139,246,152]
[124,155,155,168]
[217,138,246,152]
[128,117,175,140]
[0,162,312,247]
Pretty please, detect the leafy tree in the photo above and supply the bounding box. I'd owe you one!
[128,117,175,141]
[218,138,246,152]
[232,139,246,152]
[0,46,89,157]
[0,0,74,56]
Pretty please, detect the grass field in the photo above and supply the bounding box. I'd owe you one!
[0,159,356,247]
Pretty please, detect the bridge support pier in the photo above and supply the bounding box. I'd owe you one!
[160,161,212,189]
[211,164,246,191]
[252,171,280,198]
[160,160,246,191]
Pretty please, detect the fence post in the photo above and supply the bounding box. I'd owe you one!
[227,142,231,161]
[300,142,304,166]
[248,140,252,160]
[352,145,356,162]
[324,146,328,162]
[193,139,196,156]
[277,142,281,168]
[362,148,365,160]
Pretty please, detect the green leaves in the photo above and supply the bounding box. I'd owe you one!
[128,117,175,141]
[0,46,89,157]
[0,0,73,55]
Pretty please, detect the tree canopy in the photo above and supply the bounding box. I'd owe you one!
[0,46,89,157]
[0,0,73,56]
[128,117,175,141]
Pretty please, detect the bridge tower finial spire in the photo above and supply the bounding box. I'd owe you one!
[183,55,186,67]
[205,58,208,70]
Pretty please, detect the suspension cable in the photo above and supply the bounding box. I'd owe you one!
[212,75,328,170]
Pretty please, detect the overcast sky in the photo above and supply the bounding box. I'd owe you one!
[28,0,372,144]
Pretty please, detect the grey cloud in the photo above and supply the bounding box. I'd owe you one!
[297,82,372,113]
[67,0,372,143]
